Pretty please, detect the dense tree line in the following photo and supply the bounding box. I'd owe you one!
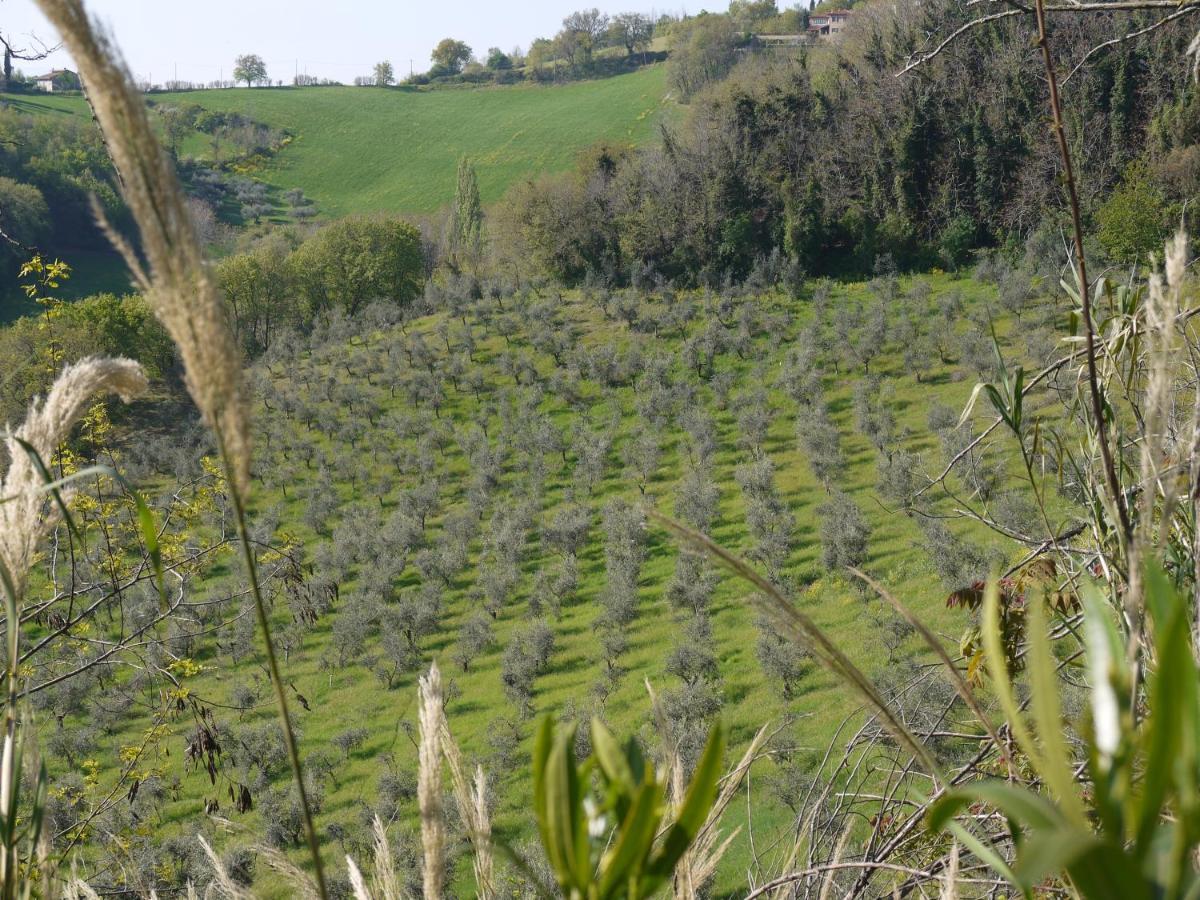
[496,0,1198,283]
[216,217,425,354]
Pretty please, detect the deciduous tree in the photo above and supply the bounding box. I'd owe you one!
[373,60,395,86]
[233,53,268,87]
[430,38,472,75]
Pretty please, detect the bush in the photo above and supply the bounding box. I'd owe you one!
[937,215,976,270]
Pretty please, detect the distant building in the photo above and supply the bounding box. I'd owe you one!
[807,10,852,39]
[33,69,80,92]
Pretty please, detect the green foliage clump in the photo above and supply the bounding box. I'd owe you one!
[0,290,171,424]
[532,715,724,900]
[1097,164,1174,264]
[0,177,49,268]
[288,217,425,318]
[0,105,125,257]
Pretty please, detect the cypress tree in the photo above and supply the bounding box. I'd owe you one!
[451,156,483,267]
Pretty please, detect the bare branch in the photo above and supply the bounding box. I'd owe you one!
[898,9,1023,76]
[1063,4,1200,82]
[898,0,1200,77]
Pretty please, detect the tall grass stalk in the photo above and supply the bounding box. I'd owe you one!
[29,1,327,894]
[417,664,445,899]
[646,509,943,782]
[438,717,495,899]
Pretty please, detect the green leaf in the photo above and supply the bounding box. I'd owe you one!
[928,781,1064,837]
[1027,594,1087,825]
[592,717,634,790]
[1064,840,1153,900]
[1136,564,1198,865]
[1011,827,1099,890]
[0,558,19,677]
[984,383,1007,419]
[544,725,588,889]
[532,717,565,884]
[1011,366,1025,432]
[597,778,662,898]
[646,722,724,886]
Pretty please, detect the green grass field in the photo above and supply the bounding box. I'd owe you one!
[47,272,1051,896]
[3,70,671,219]
[155,67,671,216]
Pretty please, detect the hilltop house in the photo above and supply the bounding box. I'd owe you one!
[32,69,80,92]
[807,10,852,39]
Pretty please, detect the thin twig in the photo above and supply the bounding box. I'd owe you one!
[848,568,1011,776]
[1062,4,1200,83]
[1034,0,1133,546]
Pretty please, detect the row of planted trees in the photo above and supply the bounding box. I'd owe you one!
[2,0,1200,898]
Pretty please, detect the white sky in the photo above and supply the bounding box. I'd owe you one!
[0,0,694,84]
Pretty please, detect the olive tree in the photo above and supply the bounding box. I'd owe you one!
[501,635,538,716]
[735,388,773,458]
[665,550,719,616]
[735,457,795,583]
[665,613,720,687]
[797,401,844,490]
[852,377,898,452]
[675,463,720,533]
[600,499,646,626]
[622,423,662,494]
[453,612,494,672]
[542,504,591,559]
[756,618,810,699]
[817,491,870,574]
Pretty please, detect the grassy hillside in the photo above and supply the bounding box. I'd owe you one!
[48,272,1051,896]
[3,68,669,221]
[154,67,670,216]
